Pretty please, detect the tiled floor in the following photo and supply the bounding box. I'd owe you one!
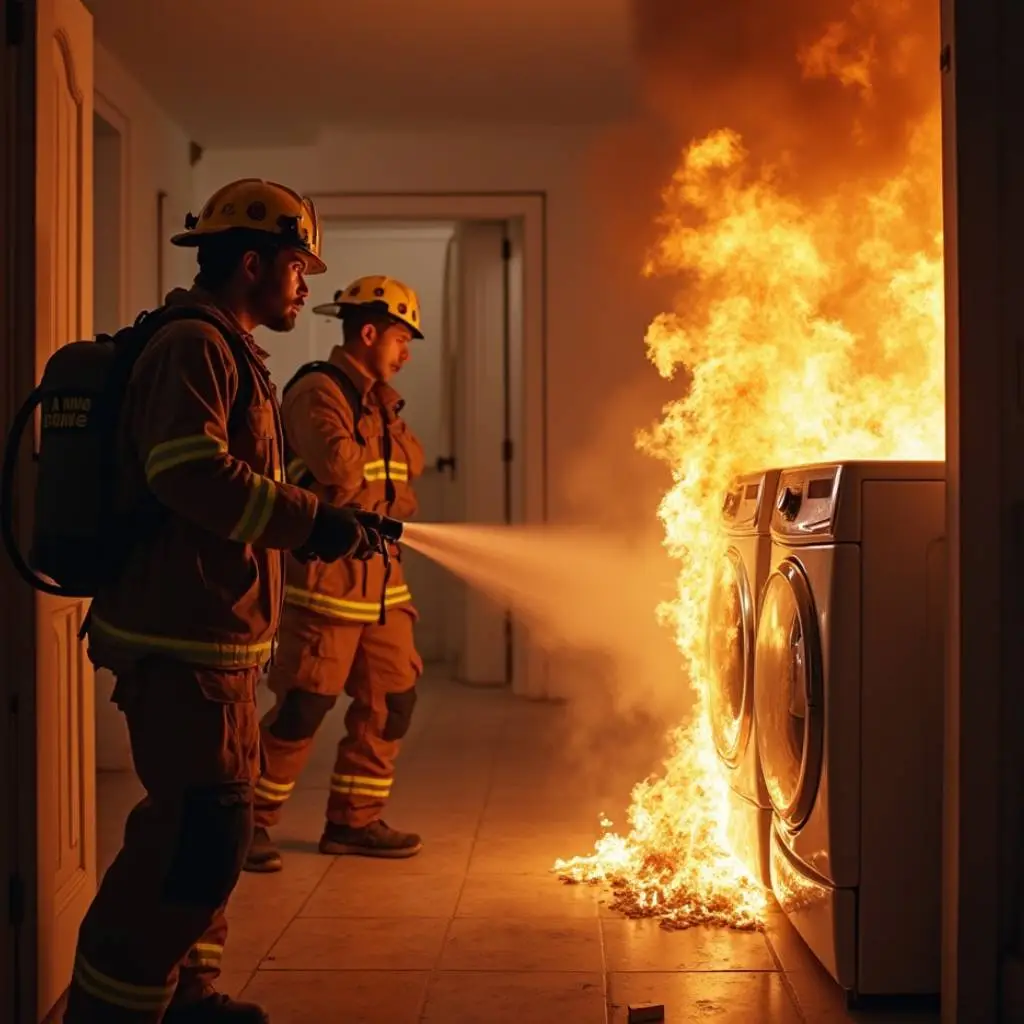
[97,676,939,1023]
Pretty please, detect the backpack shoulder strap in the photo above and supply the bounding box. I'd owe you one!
[141,305,253,436]
[282,361,364,443]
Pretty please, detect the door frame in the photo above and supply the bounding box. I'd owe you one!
[1,0,47,1021]
[93,88,131,328]
[312,192,549,699]
[941,0,1024,1019]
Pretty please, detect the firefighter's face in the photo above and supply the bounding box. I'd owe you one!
[363,322,413,383]
[246,247,310,332]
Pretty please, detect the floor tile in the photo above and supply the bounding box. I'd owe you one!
[760,906,812,966]
[323,835,476,877]
[468,835,602,876]
[220,914,297,974]
[439,917,603,973]
[456,872,599,919]
[609,971,801,1023]
[240,970,428,1023]
[229,851,334,917]
[221,854,337,970]
[300,866,464,918]
[602,919,776,972]
[421,971,605,1024]
[376,800,484,833]
[477,803,610,838]
[216,970,254,1000]
[262,916,449,971]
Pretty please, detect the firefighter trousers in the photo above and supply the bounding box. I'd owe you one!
[64,658,261,1023]
[255,606,421,830]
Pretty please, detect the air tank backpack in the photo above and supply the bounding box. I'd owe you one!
[0,306,252,598]
[280,360,366,488]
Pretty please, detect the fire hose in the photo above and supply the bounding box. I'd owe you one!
[350,509,404,565]
[350,510,404,625]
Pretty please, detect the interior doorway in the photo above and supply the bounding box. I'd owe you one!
[91,110,122,335]
[90,101,142,888]
[253,216,529,688]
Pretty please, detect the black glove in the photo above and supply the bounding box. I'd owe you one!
[294,504,376,564]
[351,511,385,560]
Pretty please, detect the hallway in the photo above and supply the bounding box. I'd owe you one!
[97,678,938,1023]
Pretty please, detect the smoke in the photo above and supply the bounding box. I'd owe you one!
[403,1,942,785]
[404,523,693,772]
[630,0,940,192]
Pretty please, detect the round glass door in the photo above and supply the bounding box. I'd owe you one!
[753,559,824,829]
[707,548,755,767]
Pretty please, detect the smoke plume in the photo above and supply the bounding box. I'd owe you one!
[631,0,940,191]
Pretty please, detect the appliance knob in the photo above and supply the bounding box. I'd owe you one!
[777,486,802,521]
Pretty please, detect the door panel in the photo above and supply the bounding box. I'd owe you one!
[35,0,96,1016]
[451,222,510,686]
[753,560,823,831]
[440,232,466,670]
[707,548,754,768]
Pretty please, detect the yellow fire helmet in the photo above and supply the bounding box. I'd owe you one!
[171,178,326,274]
[312,275,423,338]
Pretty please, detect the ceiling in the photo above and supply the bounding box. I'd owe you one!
[83,0,641,146]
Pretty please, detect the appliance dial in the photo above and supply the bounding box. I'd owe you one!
[777,486,802,521]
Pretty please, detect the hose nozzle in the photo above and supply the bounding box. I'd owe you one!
[351,509,404,552]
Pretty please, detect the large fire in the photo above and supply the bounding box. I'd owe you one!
[555,14,944,928]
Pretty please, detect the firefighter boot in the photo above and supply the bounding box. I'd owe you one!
[319,819,423,859]
[243,826,283,873]
[162,992,270,1023]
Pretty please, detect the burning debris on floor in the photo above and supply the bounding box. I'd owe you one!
[554,721,768,931]
[557,870,764,933]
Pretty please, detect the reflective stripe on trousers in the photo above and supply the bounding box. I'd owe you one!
[330,773,393,800]
[283,584,411,623]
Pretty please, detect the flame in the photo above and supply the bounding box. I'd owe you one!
[555,22,943,928]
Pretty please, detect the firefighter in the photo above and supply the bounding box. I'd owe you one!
[244,275,426,872]
[64,180,378,1024]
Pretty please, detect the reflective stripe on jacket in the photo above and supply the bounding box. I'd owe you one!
[87,287,319,671]
[280,347,424,624]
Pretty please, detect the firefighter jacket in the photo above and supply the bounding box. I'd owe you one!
[281,347,424,624]
[87,287,320,672]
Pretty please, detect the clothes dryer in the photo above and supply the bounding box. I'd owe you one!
[707,468,780,887]
[753,460,945,1003]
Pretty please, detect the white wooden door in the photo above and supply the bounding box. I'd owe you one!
[34,0,97,1016]
[439,232,466,671]
[450,222,510,686]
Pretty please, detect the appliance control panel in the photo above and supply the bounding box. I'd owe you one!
[720,470,778,532]
[771,465,842,538]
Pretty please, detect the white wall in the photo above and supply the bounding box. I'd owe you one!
[255,222,453,465]
[92,42,195,769]
[195,121,684,530]
[95,41,195,316]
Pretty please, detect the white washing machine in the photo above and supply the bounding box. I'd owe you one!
[707,468,780,887]
[753,460,946,1004]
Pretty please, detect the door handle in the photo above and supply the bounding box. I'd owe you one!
[435,455,456,477]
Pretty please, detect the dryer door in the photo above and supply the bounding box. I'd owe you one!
[753,558,824,830]
[707,547,755,768]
